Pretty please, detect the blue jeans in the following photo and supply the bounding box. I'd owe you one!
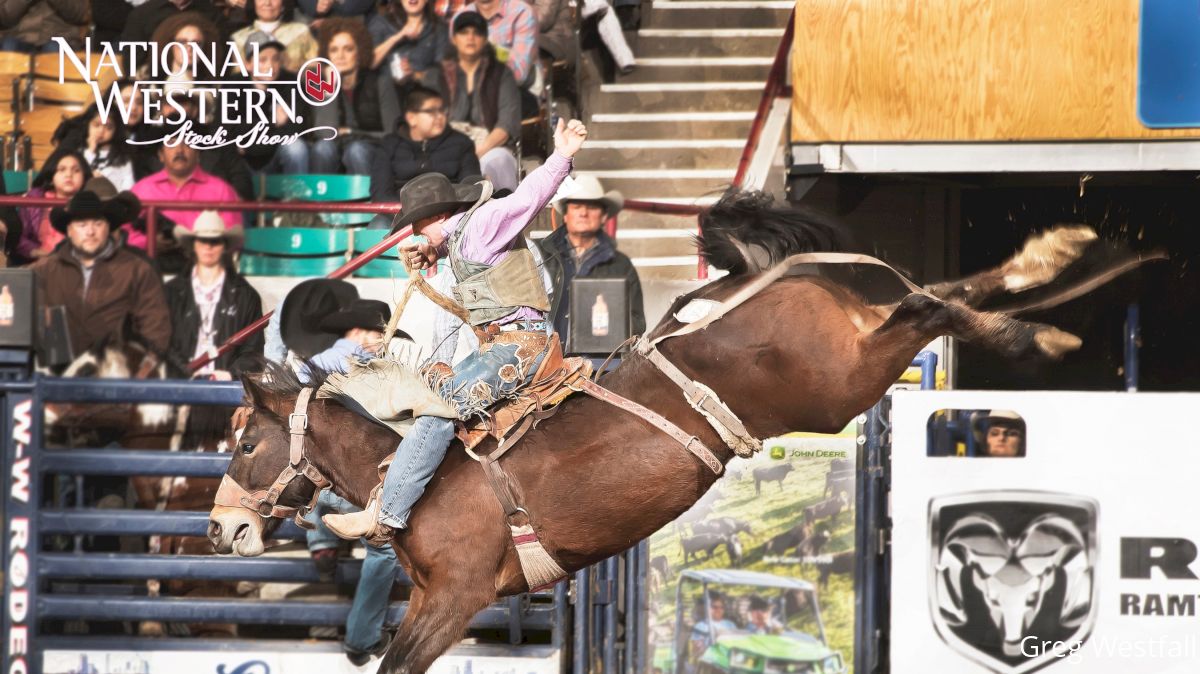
[306,491,398,654]
[379,332,550,528]
[310,138,375,175]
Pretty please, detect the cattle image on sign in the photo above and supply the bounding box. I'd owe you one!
[928,491,1098,674]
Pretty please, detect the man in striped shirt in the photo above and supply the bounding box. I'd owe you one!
[453,0,539,90]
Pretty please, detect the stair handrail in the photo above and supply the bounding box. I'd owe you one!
[617,7,796,280]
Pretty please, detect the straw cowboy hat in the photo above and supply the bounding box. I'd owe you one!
[49,187,142,233]
[174,210,244,245]
[389,173,488,234]
[970,409,1024,444]
[553,174,624,217]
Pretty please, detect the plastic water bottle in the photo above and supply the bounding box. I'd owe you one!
[592,294,609,337]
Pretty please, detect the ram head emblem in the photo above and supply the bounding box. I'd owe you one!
[928,492,1097,674]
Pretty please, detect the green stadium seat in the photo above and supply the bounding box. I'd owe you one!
[3,170,30,194]
[263,174,374,226]
[240,227,350,277]
[352,228,410,279]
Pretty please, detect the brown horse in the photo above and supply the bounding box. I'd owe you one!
[208,194,1136,673]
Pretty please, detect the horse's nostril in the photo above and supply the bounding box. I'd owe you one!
[208,520,222,539]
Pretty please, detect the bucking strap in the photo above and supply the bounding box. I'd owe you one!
[574,379,723,475]
[635,339,761,458]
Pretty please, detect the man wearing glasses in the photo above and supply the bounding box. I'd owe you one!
[369,84,481,226]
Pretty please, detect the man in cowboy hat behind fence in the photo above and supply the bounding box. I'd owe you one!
[539,173,645,344]
[31,180,170,364]
[323,117,590,543]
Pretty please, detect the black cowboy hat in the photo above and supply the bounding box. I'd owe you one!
[389,173,486,235]
[319,299,412,341]
[49,188,142,234]
[280,279,359,358]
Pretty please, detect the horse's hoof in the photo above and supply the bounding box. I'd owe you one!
[1033,326,1083,359]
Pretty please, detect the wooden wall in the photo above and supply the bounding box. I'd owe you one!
[789,0,1200,142]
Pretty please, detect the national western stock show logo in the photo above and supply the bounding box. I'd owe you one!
[51,37,340,150]
[928,491,1099,674]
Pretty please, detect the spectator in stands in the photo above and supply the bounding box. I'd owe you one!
[232,0,318,70]
[130,142,241,251]
[239,40,311,175]
[53,105,138,192]
[146,12,226,119]
[426,12,519,190]
[121,0,228,44]
[31,188,171,359]
[580,0,634,75]
[532,0,574,69]
[296,0,373,24]
[0,0,88,51]
[453,0,538,94]
[311,18,402,175]
[288,296,401,666]
[539,173,644,341]
[164,211,263,378]
[370,85,479,220]
[972,409,1026,457]
[369,0,448,84]
[16,148,91,263]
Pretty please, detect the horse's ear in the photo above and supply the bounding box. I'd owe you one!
[241,373,270,410]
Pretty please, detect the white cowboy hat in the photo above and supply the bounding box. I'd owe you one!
[174,210,244,244]
[970,409,1024,443]
[553,174,624,216]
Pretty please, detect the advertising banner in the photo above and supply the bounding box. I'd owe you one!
[646,431,857,674]
[891,391,1200,673]
[42,646,560,674]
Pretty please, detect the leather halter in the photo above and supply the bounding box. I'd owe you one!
[213,388,331,522]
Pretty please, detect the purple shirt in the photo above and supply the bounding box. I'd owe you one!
[439,151,572,322]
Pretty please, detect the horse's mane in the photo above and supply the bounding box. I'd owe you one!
[697,188,853,275]
[253,360,332,398]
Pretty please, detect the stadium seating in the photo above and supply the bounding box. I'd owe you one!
[351,228,413,279]
[262,174,374,227]
[240,227,350,277]
[3,169,30,193]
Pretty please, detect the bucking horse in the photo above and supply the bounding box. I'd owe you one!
[208,189,1161,673]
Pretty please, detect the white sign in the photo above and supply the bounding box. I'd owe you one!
[43,647,560,674]
[890,391,1200,674]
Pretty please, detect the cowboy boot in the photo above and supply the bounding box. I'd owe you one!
[322,484,395,547]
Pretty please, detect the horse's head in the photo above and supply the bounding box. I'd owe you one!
[207,370,324,556]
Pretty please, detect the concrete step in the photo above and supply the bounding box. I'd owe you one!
[645,1,793,29]
[588,111,754,140]
[585,168,735,199]
[619,58,771,83]
[574,139,744,170]
[590,82,763,114]
[635,260,702,281]
[633,29,784,58]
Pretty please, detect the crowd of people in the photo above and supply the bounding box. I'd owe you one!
[0,0,644,261]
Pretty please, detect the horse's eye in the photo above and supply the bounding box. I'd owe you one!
[241,443,255,455]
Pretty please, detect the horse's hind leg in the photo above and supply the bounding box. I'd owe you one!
[377,576,496,674]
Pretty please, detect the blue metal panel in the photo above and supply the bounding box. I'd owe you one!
[41,449,232,477]
[37,376,245,405]
[1137,0,1200,127]
[38,595,555,629]
[40,509,307,539]
[39,553,414,586]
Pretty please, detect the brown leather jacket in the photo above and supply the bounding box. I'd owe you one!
[31,241,171,358]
